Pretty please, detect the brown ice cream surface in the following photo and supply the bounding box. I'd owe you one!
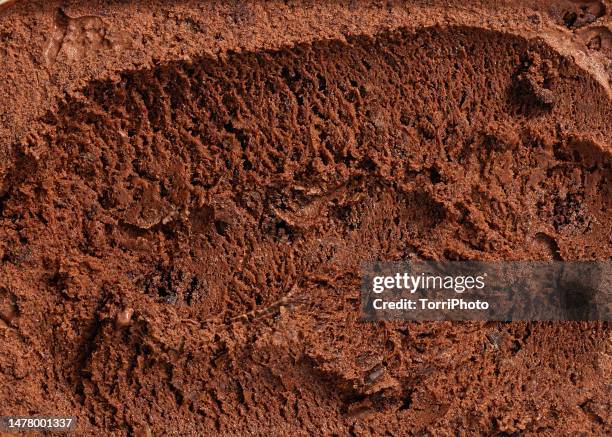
[0,1,611,436]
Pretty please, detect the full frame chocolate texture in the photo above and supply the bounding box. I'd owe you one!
[0,1,610,436]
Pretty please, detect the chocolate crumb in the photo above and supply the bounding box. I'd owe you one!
[115,308,134,328]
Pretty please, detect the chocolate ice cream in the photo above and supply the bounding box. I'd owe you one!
[0,1,610,435]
